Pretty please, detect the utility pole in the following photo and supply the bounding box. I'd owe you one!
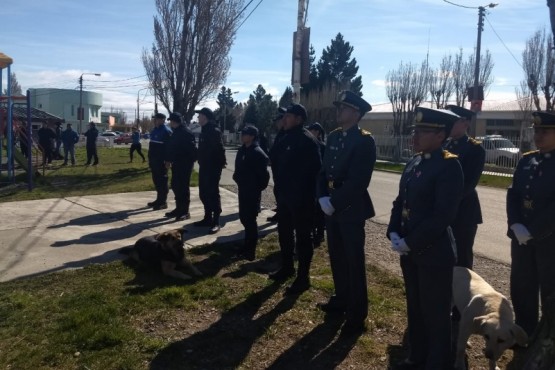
[292,0,307,104]
[79,73,101,134]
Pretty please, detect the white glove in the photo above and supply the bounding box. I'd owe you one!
[389,232,401,242]
[392,238,410,256]
[318,196,335,216]
[510,223,532,246]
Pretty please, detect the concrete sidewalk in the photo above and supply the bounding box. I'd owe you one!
[0,188,277,282]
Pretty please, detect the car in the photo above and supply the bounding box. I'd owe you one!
[477,135,521,168]
[99,131,119,138]
[114,133,133,145]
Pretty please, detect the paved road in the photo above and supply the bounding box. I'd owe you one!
[223,148,511,265]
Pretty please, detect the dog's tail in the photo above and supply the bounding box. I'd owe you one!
[119,246,134,255]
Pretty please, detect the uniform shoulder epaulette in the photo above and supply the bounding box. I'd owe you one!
[330,127,342,134]
[523,150,539,156]
[442,150,458,159]
[469,137,481,145]
[360,128,372,136]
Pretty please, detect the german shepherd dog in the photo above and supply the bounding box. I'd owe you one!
[120,228,202,280]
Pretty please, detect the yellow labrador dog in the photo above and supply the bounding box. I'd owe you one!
[120,228,202,280]
[452,266,528,370]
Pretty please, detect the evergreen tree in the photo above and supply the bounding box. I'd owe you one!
[3,72,23,96]
[279,86,294,108]
[214,86,237,132]
[243,84,277,135]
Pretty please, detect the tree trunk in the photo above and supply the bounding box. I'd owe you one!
[522,294,555,370]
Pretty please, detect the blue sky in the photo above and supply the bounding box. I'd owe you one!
[0,0,549,120]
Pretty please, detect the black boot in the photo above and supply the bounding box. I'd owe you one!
[268,265,295,281]
[209,213,221,234]
[285,261,310,295]
[193,213,213,227]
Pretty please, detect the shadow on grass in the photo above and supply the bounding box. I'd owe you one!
[149,282,299,370]
[48,207,154,228]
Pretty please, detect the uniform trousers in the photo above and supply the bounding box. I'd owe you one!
[452,223,478,269]
[171,162,194,214]
[276,200,314,273]
[150,160,168,203]
[510,237,555,336]
[326,217,368,324]
[199,166,222,215]
[238,189,260,255]
[86,144,98,164]
[400,258,453,370]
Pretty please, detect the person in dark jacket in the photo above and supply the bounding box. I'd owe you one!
[307,122,327,248]
[316,92,375,337]
[507,111,555,337]
[129,127,146,163]
[193,107,226,234]
[387,107,463,370]
[233,125,270,261]
[164,112,197,221]
[269,103,321,295]
[267,107,287,223]
[18,123,29,159]
[147,113,172,210]
[83,122,99,166]
[444,105,486,269]
[61,123,79,166]
[37,122,56,165]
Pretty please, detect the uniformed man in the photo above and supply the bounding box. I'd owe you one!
[233,125,270,261]
[269,103,321,295]
[267,107,287,223]
[193,107,226,234]
[507,111,555,337]
[83,122,99,166]
[147,113,172,210]
[387,107,464,370]
[307,122,326,247]
[164,112,197,221]
[444,105,486,269]
[316,91,375,336]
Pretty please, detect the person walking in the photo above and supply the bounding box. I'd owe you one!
[129,127,146,163]
[37,122,56,166]
[233,125,270,261]
[316,91,375,336]
[269,103,321,295]
[193,107,226,234]
[444,105,486,269]
[147,113,172,210]
[164,112,197,221]
[83,122,99,166]
[387,107,463,370]
[307,122,327,248]
[507,111,555,337]
[60,123,79,166]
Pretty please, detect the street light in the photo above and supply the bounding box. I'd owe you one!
[79,72,101,133]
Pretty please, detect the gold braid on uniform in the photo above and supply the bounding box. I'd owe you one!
[442,150,458,159]
[330,127,342,133]
[360,128,372,136]
[523,150,540,156]
[469,137,481,145]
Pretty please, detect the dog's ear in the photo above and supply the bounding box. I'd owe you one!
[510,324,529,346]
[472,315,487,333]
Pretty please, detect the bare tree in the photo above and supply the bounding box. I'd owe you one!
[2,72,23,96]
[452,48,494,107]
[142,0,244,121]
[429,54,455,109]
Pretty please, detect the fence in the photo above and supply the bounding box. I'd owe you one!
[373,134,533,175]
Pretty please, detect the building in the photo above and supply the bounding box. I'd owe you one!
[29,88,102,134]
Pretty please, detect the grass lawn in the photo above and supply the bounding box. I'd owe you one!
[0,147,198,203]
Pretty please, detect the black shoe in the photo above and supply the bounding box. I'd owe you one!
[175,213,191,221]
[234,251,256,262]
[165,209,179,218]
[317,298,346,314]
[267,214,278,223]
[268,267,295,281]
[153,203,168,210]
[284,277,310,295]
[147,200,159,207]
[193,218,212,227]
[340,320,367,337]
[92,162,98,166]
[209,224,220,234]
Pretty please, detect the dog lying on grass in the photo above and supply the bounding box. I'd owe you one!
[452,266,528,370]
[119,228,202,280]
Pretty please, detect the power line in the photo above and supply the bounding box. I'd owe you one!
[236,0,265,31]
[442,0,480,9]
[484,14,523,70]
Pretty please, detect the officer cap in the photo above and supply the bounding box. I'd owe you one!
[532,111,555,128]
[445,105,475,121]
[307,122,325,138]
[412,107,460,135]
[241,125,258,137]
[272,107,287,121]
[333,90,372,114]
[167,112,182,124]
[153,112,166,120]
[285,104,308,122]
[194,107,215,121]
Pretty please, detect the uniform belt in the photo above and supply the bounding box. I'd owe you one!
[328,180,343,190]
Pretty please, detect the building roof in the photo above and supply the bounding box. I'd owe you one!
[1,103,63,122]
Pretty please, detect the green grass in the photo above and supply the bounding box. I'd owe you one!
[0,147,198,202]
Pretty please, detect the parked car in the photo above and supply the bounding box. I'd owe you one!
[99,131,119,138]
[477,135,521,168]
[141,133,150,139]
[114,133,133,145]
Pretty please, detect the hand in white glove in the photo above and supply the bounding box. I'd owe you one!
[392,238,410,256]
[318,196,335,216]
[389,232,401,253]
[510,223,532,246]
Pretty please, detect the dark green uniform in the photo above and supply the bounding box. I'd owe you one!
[443,135,485,268]
[507,148,555,336]
[317,125,376,326]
